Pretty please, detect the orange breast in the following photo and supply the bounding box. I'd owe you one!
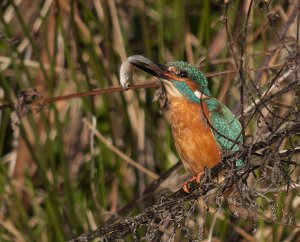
[168,96,221,175]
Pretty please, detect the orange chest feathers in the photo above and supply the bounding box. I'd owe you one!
[168,96,221,175]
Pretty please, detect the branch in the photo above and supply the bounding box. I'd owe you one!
[68,121,300,242]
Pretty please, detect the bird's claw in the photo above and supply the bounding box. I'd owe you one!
[182,172,203,193]
[182,181,192,193]
[195,172,203,183]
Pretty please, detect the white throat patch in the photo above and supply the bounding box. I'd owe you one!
[194,90,202,99]
[193,90,209,100]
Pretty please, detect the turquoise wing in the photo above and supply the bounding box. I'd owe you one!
[203,97,243,167]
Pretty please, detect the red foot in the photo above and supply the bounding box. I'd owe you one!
[182,172,203,193]
[195,172,203,183]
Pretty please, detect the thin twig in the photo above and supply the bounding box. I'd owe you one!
[256,183,300,193]
[0,83,158,111]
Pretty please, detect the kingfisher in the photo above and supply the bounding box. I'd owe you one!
[122,56,243,193]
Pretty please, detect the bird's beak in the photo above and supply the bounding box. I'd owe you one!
[128,55,171,80]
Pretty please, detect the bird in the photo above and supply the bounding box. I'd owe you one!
[122,56,243,193]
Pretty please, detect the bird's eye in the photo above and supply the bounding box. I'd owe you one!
[179,70,187,78]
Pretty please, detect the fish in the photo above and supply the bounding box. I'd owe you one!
[119,55,162,90]
[119,59,133,90]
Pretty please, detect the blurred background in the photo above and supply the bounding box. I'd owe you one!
[0,0,299,241]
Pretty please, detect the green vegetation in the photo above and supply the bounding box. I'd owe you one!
[0,1,299,241]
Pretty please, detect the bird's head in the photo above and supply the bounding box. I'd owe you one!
[128,56,211,102]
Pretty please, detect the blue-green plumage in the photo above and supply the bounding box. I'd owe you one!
[166,61,211,96]
[171,81,199,103]
[203,98,243,167]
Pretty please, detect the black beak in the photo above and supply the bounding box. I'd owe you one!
[127,55,170,79]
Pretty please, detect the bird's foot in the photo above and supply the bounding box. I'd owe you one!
[182,172,203,193]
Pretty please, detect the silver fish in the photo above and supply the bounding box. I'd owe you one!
[119,59,133,91]
[119,55,161,90]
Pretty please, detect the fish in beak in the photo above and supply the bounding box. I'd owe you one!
[119,55,171,90]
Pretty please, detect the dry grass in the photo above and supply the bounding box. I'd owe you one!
[0,1,299,241]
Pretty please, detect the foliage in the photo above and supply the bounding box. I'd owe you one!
[0,0,299,241]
